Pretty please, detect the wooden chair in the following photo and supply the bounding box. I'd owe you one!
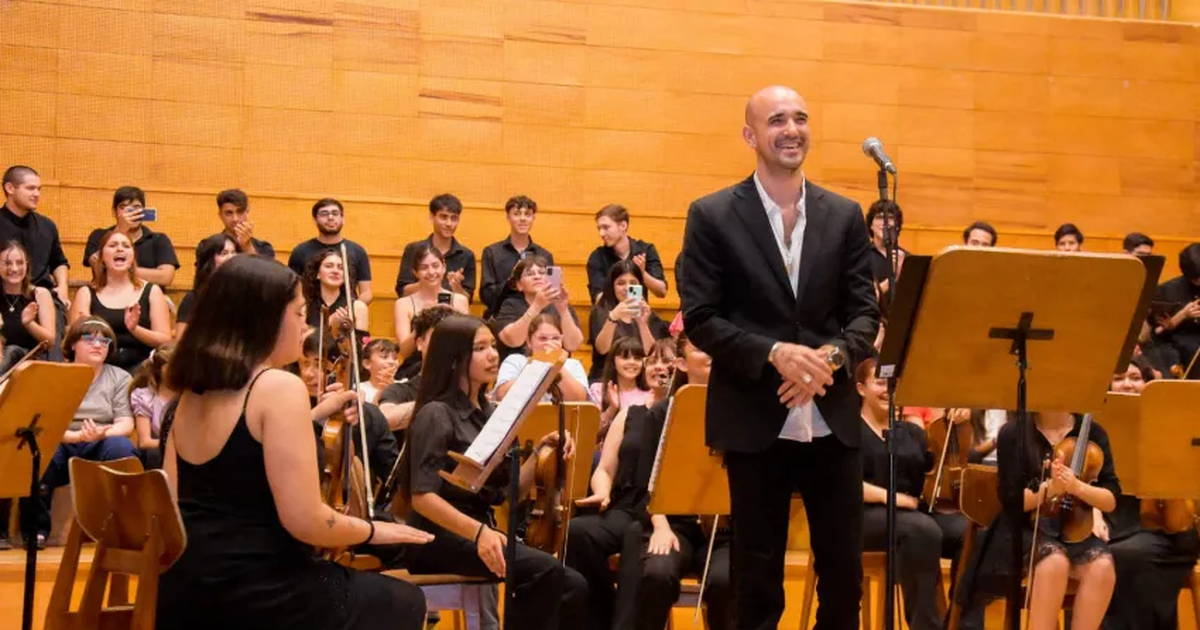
[1186,570,1200,626]
[384,569,492,630]
[948,464,1002,630]
[46,456,186,630]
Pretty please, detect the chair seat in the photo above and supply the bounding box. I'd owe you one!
[383,569,493,586]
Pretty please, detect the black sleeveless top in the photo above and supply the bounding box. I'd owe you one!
[0,291,37,350]
[609,400,669,516]
[306,292,349,329]
[89,284,155,372]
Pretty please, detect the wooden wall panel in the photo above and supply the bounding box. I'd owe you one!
[2,0,1199,341]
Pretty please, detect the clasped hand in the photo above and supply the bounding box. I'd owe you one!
[773,343,835,408]
[1046,453,1079,499]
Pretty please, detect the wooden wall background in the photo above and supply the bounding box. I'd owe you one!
[2,0,1198,339]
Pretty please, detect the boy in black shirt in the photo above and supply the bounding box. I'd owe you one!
[287,198,374,303]
[83,186,180,287]
[394,194,475,302]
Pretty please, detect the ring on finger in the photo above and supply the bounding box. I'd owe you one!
[802,373,813,384]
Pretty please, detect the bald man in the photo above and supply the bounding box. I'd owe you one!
[680,86,879,629]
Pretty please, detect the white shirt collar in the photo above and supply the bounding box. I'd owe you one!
[752,170,806,216]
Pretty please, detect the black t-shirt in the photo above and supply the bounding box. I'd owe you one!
[401,393,513,533]
[479,237,555,318]
[860,419,932,498]
[286,237,373,284]
[868,246,906,284]
[0,205,69,290]
[586,237,666,305]
[84,226,180,271]
[1156,275,1200,368]
[493,294,581,360]
[395,236,476,302]
[587,302,670,381]
[609,400,669,516]
[199,233,275,261]
[379,377,420,407]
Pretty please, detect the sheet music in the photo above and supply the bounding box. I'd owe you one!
[464,359,553,464]
[647,395,677,494]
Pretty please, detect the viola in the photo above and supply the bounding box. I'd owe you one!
[921,408,974,512]
[524,383,572,558]
[1036,414,1104,543]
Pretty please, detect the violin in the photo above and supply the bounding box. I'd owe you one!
[1036,414,1104,543]
[1140,498,1198,534]
[921,408,974,513]
[524,383,572,558]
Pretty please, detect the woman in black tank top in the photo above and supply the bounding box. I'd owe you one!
[157,256,430,630]
[0,241,56,371]
[69,230,171,372]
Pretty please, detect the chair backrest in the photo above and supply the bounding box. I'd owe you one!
[958,464,1002,527]
[69,457,187,570]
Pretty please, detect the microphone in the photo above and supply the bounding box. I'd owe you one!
[861,137,896,174]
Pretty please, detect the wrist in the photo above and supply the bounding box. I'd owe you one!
[767,342,781,367]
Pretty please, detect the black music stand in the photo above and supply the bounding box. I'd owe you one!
[881,247,1156,630]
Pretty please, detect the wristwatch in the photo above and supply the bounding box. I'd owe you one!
[767,342,781,366]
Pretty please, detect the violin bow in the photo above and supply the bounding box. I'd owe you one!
[341,243,374,519]
[1023,455,1053,623]
[694,514,720,625]
[316,307,327,399]
[927,410,957,513]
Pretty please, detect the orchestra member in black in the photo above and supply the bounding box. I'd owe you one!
[394,193,476,302]
[175,233,237,338]
[287,198,374,304]
[864,199,906,305]
[586,204,667,304]
[377,305,456,432]
[480,195,555,319]
[400,314,587,630]
[301,248,369,336]
[83,186,180,288]
[1103,359,1199,630]
[856,356,975,630]
[680,86,879,630]
[1154,243,1200,372]
[156,256,429,630]
[2,165,70,359]
[0,240,55,371]
[203,188,274,260]
[958,411,1119,630]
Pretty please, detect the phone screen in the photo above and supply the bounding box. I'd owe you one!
[437,292,452,305]
[140,208,158,222]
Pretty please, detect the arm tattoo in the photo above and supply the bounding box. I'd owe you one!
[326,514,336,529]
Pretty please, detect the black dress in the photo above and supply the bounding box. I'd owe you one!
[0,291,38,351]
[957,415,1120,609]
[156,371,426,630]
[88,284,155,372]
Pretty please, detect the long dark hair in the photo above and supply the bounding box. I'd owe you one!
[167,256,300,394]
[598,259,645,310]
[414,314,490,412]
[193,233,237,292]
[301,248,355,305]
[598,336,649,412]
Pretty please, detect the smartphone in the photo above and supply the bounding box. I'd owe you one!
[546,266,563,291]
[627,284,644,302]
[437,292,452,305]
[140,208,157,222]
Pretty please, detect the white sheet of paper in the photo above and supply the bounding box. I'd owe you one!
[464,359,553,464]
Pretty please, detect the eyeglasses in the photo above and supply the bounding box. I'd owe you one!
[81,334,113,347]
[316,210,343,219]
[522,268,547,278]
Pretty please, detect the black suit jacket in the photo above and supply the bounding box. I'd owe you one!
[681,175,879,453]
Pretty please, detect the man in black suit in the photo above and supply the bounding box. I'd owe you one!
[681,86,879,630]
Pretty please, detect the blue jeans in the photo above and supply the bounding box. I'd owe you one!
[20,436,138,537]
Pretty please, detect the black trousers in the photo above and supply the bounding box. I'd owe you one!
[725,436,864,630]
[1104,529,1200,630]
[564,508,641,630]
[407,529,587,630]
[625,519,733,630]
[864,507,966,630]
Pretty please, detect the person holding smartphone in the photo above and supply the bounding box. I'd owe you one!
[83,186,181,288]
[494,255,583,361]
[588,260,669,382]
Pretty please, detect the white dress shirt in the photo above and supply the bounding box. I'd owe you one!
[752,171,830,442]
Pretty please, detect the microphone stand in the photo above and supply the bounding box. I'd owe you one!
[877,167,900,630]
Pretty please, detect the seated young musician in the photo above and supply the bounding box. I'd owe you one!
[393,244,469,381]
[493,255,583,360]
[494,313,590,404]
[70,230,171,372]
[377,305,456,433]
[1103,358,1199,630]
[958,410,1119,630]
[21,317,138,546]
[302,248,369,337]
[157,256,430,630]
[856,357,972,630]
[175,233,237,338]
[296,330,398,488]
[568,330,732,630]
[399,314,587,630]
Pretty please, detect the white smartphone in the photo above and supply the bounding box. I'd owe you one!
[627,284,644,302]
[547,266,563,291]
